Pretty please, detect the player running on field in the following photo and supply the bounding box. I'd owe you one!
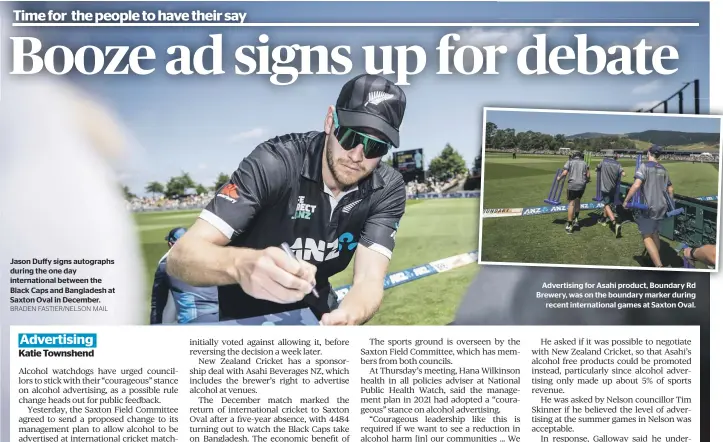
[595,153,625,237]
[557,151,590,234]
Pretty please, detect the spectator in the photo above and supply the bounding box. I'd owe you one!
[150,227,219,324]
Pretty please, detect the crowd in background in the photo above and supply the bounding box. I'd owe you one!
[126,193,213,212]
[405,175,464,198]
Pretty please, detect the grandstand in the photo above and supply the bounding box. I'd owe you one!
[636,79,700,114]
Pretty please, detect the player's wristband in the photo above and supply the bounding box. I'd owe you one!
[688,247,698,263]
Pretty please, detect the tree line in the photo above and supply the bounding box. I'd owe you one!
[123,172,232,201]
[484,122,637,153]
[124,144,471,201]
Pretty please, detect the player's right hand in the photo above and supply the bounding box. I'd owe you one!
[235,247,317,304]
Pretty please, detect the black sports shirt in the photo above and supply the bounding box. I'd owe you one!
[200,131,406,320]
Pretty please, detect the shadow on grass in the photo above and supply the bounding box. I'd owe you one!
[632,253,650,267]
[632,240,684,267]
[578,214,599,229]
[661,241,685,266]
[549,212,600,231]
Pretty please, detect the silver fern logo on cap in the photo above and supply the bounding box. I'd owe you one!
[364,91,395,106]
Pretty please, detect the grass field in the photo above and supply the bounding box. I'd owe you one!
[133,199,480,325]
[481,153,720,268]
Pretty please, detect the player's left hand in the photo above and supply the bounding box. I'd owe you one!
[320,308,353,325]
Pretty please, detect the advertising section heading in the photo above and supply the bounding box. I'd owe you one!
[17,333,97,358]
[10,33,680,85]
[18,333,97,348]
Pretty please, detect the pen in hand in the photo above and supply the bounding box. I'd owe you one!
[280,242,319,298]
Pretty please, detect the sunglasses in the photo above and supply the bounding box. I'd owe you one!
[333,112,391,159]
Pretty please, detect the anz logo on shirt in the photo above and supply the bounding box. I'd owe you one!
[289,232,358,263]
[291,196,317,220]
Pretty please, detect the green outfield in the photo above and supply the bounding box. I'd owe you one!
[133,198,480,325]
[481,153,720,268]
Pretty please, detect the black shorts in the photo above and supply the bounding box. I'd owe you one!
[567,189,584,201]
[601,190,615,205]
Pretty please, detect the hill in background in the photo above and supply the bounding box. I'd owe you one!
[568,130,720,151]
[625,130,719,146]
[566,132,612,139]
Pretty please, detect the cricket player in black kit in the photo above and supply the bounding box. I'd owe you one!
[166,74,408,325]
[557,151,590,234]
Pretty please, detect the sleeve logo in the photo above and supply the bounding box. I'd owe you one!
[390,221,399,241]
[217,183,239,203]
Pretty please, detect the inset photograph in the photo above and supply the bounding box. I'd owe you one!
[478,108,721,271]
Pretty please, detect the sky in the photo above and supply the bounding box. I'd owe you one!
[5,1,711,195]
[486,110,722,136]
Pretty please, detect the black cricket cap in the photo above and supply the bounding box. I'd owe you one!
[335,74,406,148]
[649,145,664,155]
